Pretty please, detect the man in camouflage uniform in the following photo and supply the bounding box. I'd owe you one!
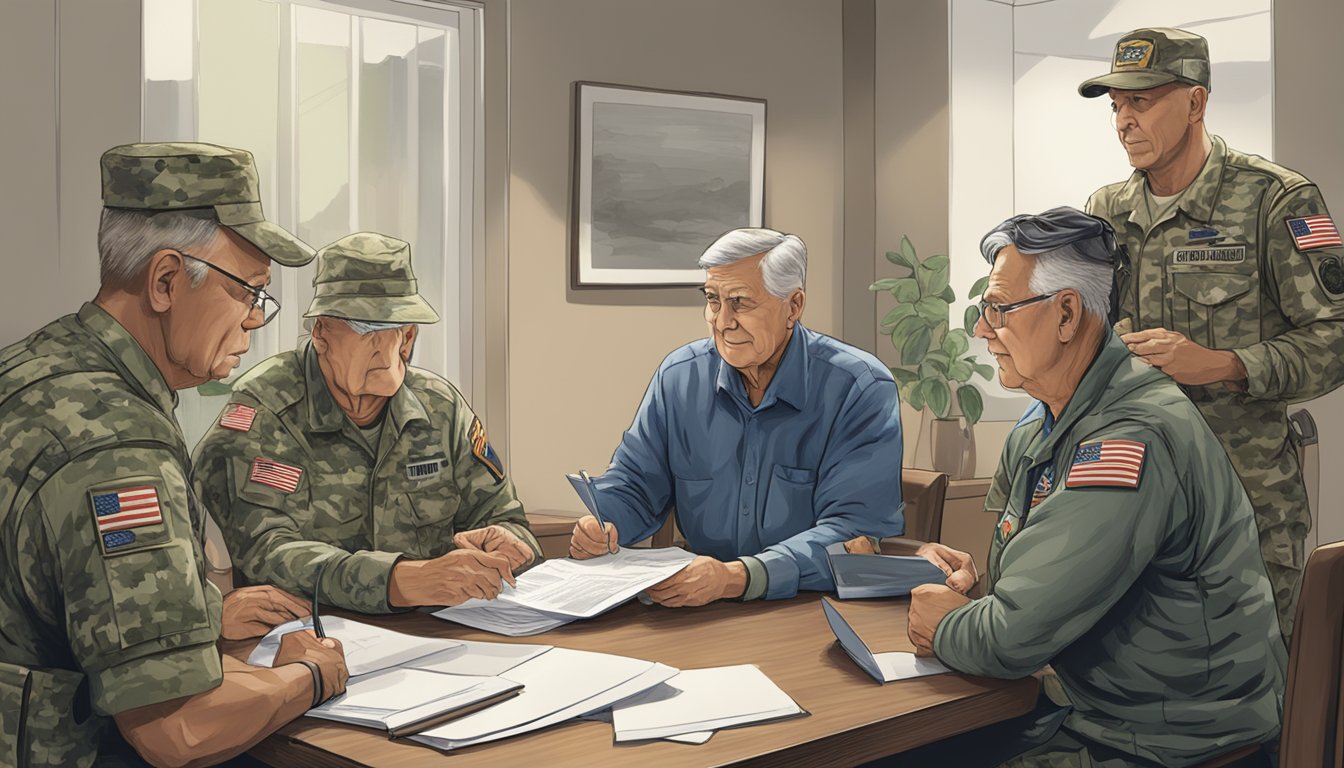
[0,143,348,768]
[193,232,540,613]
[897,208,1284,768]
[1081,27,1344,641]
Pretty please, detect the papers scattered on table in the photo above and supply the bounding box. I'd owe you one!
[821,598,951,683]
[247,616,460,676]
[409,647,678,751]
[827,550,948,599]
[433,547,696,636]
[408,639,552,677]
[307,668,522,737]
[582,708,713,744]
[610,664,806,743]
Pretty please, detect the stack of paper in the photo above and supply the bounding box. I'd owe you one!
[433,547,696,636]
[826,550,948,599]
[610,665,806,742]
[821,598,952,682]
[408,647,678,751]
[307,669,522,737]
[247,616,461,676]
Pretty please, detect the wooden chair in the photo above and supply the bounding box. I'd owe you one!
[1280,539,1344,768]
[880,467,949,556]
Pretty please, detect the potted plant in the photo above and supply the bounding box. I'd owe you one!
[870,236,993,478]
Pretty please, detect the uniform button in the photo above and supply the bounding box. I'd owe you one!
[745,475,755,485]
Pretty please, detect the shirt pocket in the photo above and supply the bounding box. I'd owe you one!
[1169,271,1257,349]
[101,541,212,649]
[762,465,817,536]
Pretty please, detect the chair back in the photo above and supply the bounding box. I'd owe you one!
[1281,540,1344,768]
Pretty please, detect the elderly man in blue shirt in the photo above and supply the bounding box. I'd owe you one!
[568,228,905,605]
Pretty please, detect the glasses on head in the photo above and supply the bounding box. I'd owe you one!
[180,253,281,327]
[978,291,1060,330]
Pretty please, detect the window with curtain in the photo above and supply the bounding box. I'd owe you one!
[142,0,482,447]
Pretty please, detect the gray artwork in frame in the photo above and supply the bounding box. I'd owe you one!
[572,82,766,287]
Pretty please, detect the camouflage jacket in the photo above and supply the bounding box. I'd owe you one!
[934,332,1286,766]
[0,304,224,767]
[192,343,539,613]
[1087,135,1344,578]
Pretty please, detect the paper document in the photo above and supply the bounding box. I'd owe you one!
[408,640,552,677]
[821,598,951,682]
[247,616,459,677]
[582,708,712,744]
[434,547,695,635]
[827,551,948,599]
[611,665,806,742]
[307,668,521,736]
[410,648,678,751]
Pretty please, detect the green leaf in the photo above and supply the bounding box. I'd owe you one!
[196,381,233,396]
[921,352,950,374]
[904,380,925,411]
[963,304,981,334]
[869,278,902,292]
[973,362,996,381]
[900,325,932,366]
[889,367,919,387]
[913,296,947,325]
[939,285,956,303]
[922,378,951,419]
[968,275,991,300]
[942,329,970,358]
[880,303,917,328]
[887,315,926,350]
[923,253,949,272]
[885,248,914,269]
[948,359,973,383]
[900,235,918,266]
[893,278,920,304]
[957,384,985,425]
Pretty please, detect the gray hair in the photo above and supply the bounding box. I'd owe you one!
[305,316,407,335]
[697,228,807,299]
[1024,243,1112,320]
[97,208,220,288]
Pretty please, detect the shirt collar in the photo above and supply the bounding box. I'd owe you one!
[1112,135,1227,230]
[303,341,429,435]
[76,302,179,417]
[714,322,809,412]
[1022,330,1132,464]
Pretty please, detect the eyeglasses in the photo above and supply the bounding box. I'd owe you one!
[180,253,281,326]
[978,291,1060,329]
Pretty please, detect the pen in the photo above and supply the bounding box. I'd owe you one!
[579,470,614,554]
[311,559,330,639]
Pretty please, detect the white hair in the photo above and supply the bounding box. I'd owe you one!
[1027,246,1113,320]
[98,208,216,288]
[304,317,407,335]
[697,228,807,299]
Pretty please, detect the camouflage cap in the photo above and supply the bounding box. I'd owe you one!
[100,142,315,267]
[1078,28,1210,98]
[304,232,440,324]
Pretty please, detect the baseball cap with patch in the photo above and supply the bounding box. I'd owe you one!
[1078,27,1210,98]
[304,232,440,324]
[100,142,315,267]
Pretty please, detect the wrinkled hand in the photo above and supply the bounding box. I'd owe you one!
[453,525,535,571]
[275,630,348,704]
[568,515,619,559]
[646,556,746,607]
[220,585,311,641]
[842,535,880,555]
[916,542,978,595]
[388,549,516,608]
[908,583,971,657]
[1121,328,1246,387]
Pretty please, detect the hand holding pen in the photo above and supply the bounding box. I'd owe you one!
[568,470,620,559]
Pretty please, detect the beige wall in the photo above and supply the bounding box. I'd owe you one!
[505,0,847,513]
[1276,0,1344,548]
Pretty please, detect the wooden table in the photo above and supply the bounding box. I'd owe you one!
[245,595,1036,768]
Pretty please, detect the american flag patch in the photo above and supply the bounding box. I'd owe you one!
[1030,468,1053,508]
[92,486,163,533]
[249,457,303,493]
[1065,440,1146,489]
[1287,215,1343,251]
[219,403,257,432]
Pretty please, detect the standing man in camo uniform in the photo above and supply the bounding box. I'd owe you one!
[1082,27,1344,640]
[193,232,540,614]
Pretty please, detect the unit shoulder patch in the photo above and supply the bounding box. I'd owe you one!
[1064,439,1146,490]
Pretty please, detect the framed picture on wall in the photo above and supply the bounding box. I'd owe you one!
[572,82,766,287]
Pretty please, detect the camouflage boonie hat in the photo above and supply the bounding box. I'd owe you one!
[304,232,440,324]
[100,142,315,267]
[1078,27,1211,98]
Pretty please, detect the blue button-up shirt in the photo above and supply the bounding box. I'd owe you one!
[594,323,905,599]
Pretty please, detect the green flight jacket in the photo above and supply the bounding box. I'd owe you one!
[934,332,1286,767]
[192,343,540,614]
